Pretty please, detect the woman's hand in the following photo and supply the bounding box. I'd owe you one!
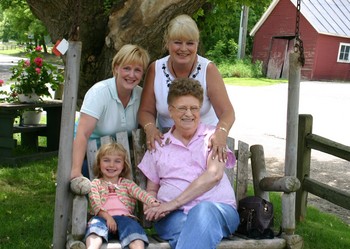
[144,202,175,221]
[143,199,161,213]
[144,123,164,151]
[208,128,228,162]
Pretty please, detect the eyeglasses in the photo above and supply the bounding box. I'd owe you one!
[170,105,201,113]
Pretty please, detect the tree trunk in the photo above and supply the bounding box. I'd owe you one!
[26,0,206,108]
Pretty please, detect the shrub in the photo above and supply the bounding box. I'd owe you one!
[217,59,263,78]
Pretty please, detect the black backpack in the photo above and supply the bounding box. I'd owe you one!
[237,196,279,239]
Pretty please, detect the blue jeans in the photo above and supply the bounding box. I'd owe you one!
[155,201,239,249]
[85,216,149,248]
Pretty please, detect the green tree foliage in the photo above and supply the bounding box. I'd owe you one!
[196,0,272,63]
[0,0,49,47]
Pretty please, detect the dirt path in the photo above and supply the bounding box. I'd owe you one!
[226,82,350,225]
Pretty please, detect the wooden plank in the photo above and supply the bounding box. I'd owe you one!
[131,129,147,188]
[259,176,300,193]
[236,140,250,202]
[53,41,82,249]
[304,177,350,210]
[0,137,16,150]
[306,133,350,161]
[71,195,88,241]
[13,124,46,133]
[87,139,98,180]
[100,135,113,145]
[100,237,287,249]
[116,131,131,167]
[267,38,288,79]
[224,137,235,189]
[296,114,313,221]
[250,144,270,201]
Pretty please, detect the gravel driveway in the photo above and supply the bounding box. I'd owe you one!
[226,81,350,224]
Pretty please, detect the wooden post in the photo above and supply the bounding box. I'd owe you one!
[237,5,249,59]
[295,114,313,221]
[250,144,270,201]
[282,51,301,235]
[52,41,82,249]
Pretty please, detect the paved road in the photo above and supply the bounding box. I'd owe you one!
[0,54,24,84]
[226,81,350,160]
[226,81,350,224]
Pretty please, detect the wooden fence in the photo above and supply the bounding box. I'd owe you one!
[0,45,19,50]
[296,114,350,221]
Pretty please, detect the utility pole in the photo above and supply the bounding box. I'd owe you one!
[238,5,249,59]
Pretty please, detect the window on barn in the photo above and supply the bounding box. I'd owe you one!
[337,43,350,63]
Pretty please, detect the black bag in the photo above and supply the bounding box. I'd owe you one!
[237,196,276,239]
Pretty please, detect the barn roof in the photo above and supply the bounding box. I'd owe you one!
[250,0,350,38]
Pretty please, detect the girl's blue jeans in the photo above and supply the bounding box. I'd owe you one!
[85,215,149,248]
[154,201,239,249]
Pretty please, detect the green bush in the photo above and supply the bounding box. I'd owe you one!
[206,39,238,64]
[217,59,263,78]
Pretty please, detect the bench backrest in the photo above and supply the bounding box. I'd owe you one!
[86,129,250,209]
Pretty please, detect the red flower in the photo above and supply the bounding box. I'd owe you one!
[35,46,42,51]
[35,68,41,74]
[0,79,4,86]
[34,57,43,67]
[24,60,30,67]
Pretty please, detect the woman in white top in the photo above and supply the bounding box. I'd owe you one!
[71,44,150,179]
[138,14,235,162]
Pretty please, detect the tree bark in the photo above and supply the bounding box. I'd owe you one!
[26,0,206,107]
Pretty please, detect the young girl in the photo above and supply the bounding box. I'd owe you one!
[85,142,160,249]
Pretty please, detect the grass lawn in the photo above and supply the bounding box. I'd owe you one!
[224,77,288,86]
[1,158,350,249]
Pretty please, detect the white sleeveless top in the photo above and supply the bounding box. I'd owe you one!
[154,55,218,129]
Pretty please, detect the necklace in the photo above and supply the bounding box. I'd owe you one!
[171,60,195,78]
[162,60,201,87]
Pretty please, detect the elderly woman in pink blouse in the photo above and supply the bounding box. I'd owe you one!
[138,78,239,249]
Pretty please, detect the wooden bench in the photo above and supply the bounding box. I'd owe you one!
[67,129,302,249]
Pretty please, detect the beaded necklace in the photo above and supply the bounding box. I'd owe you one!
[162,60,202,87]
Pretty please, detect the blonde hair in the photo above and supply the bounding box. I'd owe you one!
[164,14,199,49]
[93,142,132,180]
[111,44,150,76]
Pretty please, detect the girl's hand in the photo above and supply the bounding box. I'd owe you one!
[144,124,164,151]
[143,199,160,213]
[105,216,117,233]
[208,128,228,163]
[144,202,174,221]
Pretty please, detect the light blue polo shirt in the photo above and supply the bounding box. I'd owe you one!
[80,77,141,140]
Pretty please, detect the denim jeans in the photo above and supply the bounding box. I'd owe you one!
[155,201,239,249]
[85,215,149,248]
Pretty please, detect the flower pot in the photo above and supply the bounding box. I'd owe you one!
[21,110,42,125]
[18,93,40,103]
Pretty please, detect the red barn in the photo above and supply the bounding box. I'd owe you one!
[250,0,350,81]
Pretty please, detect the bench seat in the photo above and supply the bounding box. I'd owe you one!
[67,129,303,249]
[101,236,286,249]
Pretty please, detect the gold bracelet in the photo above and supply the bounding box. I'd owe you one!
[216,126,228,133]
[143,122,154,130]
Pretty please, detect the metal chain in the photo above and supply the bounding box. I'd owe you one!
[294,0,305,66]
